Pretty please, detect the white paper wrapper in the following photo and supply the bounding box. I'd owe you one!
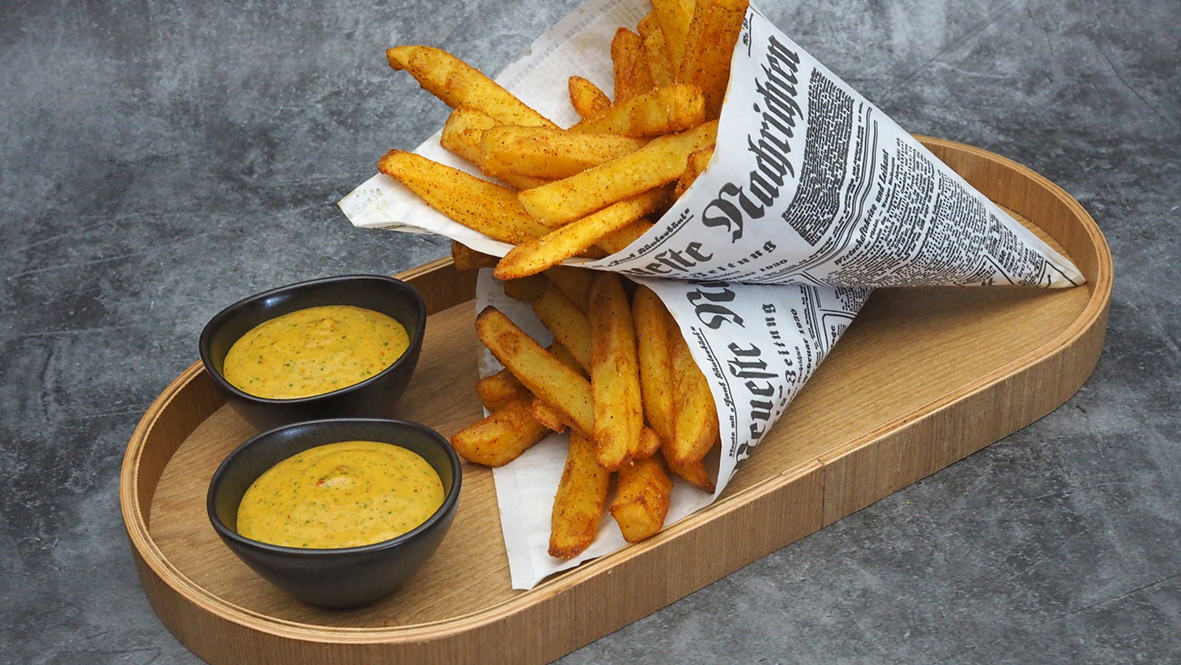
[338,0,1084,588]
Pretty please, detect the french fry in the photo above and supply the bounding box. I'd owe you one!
[549,430,611,559]
[650,0,695,70]
[450,240,498,271]
[387,45,558,128]
[609,453,673,543]
[677,0,749,119]
[632,286,678,442]
[667,326,721,465]
[379,150,552,245]
[450,396,551,467]
[501,274,547,302]
[637,14,674,86]
[662,449,716,493]
[588,273,643,470]
[675,146,715,198]
[543,266,594,311]
[476,307,593,437]
[480,126,646,181]
[475,368,530,411]
[636,425,662,459]
[568,75,611,118]
[611,28,653,102]
[570,83,706,138]
[595,220,654,255]
[531,284,593,372]
[495,190,667,279]
[519,120,717,226]
[440,107,550,190]
[532,397,569,433]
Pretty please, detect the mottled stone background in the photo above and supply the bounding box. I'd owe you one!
[2,0,1178,663]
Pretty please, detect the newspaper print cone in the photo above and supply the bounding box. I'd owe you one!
[339,0,1084,588]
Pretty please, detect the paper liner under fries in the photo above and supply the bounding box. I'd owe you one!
[338,0,1084,588]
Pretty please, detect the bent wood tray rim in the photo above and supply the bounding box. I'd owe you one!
[120,138,1113,661]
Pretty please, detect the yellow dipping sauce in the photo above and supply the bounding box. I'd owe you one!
[222,305,409,399]
[236,440,445,549]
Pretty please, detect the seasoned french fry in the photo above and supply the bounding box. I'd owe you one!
[636,425,662,459]
[609,453,673,543]
[677,0,749,119]
[450,396,551,467]
[531,284,592,372]
[588,273,643,470]
[475,368,530,411]
[663,449,716,493]
[532,397,569,433]
[480,126,646,181]
[476,307,593,436]
[568,75,612,119]
[451,240,498,271]
[595,220,654,256]
[651,0,695,70]
[668,326,720,465]
[637,15,674,86]
[632,286,678,441]
[387,45,557,128]
[519,121,717,226]
[543,266,594,311]
[440,107,551,191]
[549,430,611,559]
[495,190,666,279]
[379,150,551,244]
[611,28,653,102]
[675,146,715,199]
[570,83,705,138]
[501,274,547,302]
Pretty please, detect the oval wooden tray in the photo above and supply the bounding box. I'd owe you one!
[120,138,1112,665]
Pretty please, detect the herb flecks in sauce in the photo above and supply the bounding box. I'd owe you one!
[223,305,409,399]
[236,440,444,549]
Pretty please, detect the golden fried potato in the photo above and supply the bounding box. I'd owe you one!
[549,430,611,559]
[570,83,706,138]
[568,75,612,119]
[588,273,644,471]
[610,453,673,542]
[677,0,749,119]
[450,396,551,466]
[667,327,721,465]
[611,28,653,101]
[480,126,646,181]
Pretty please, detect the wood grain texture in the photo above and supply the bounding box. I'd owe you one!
[119,139,1112,665]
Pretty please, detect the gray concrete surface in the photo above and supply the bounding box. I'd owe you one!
[2,0,1178,663]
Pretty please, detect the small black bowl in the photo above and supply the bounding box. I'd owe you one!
[199,274,426,431]
[207,418,461,608]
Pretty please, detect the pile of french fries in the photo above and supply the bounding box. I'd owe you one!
[380,0,748,558]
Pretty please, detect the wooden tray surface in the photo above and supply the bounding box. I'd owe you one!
[120,138,1113,664]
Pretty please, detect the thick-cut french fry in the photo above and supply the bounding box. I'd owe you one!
[480,126,646,181]
[543,266,594,311]
[501,274,547,302]
[637,15,674,86]
[632,286,678,441]
[531,284,592,372]
[609,453,673,543]
[440,108,551,191]
[595,220,654,255]
[532,397,568,433]
[519,121,717,226]
[570,83,705,138]
[549,430,611,559]
[663,449,716,493]
[677,0,749,119]
[475,368,529,411]
[379,150,551,244]
[450,396,551,467]
[675,146,715,198]
[637,425,662,459]
[568,76,611,119]
[611,28,653,102]
[589,273,643,471]
[668,326,720,465]
[451,240,498,271]
[495,190,667,279]
[651,0,695,70]
[476,307,593,436]
[387,45,557,128]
